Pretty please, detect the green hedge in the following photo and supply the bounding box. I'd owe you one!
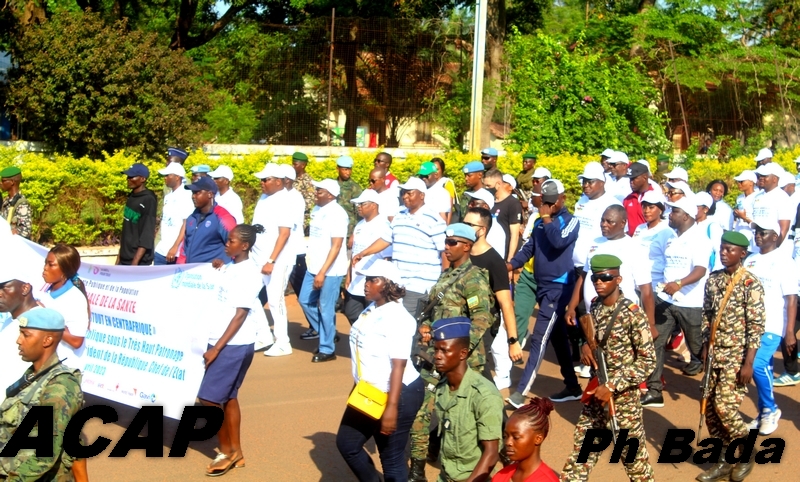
[2,146,799,245]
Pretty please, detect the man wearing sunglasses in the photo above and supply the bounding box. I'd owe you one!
[459,161,485,221]
[506,179,582,407]
[117,163,157,265]
[481,147,498,170]
[418,161,452,223]
[752,162,793,252]
[366,167,399,221]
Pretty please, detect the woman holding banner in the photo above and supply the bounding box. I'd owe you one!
[202,223,264,477]
[38,243,91,482]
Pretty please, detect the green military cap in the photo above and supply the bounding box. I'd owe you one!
[18,308,65,331]
[1,166,21,178]
[721,231,749,248]
[590,254,622,272]
[292,152,309,162]
[656,154,670,163]
[522,153,537,160]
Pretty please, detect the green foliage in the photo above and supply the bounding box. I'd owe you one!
[203,91,259,144]
[505,31,669,157]
[6,11,213,158]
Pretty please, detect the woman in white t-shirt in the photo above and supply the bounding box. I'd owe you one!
[337,260,424,482]
[201,223,264,476]
[632,190,673,288]
[706,180,733,230]
[37,243,91,482]
[695,192,724,272]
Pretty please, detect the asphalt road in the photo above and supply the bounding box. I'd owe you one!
[83,296,798,481]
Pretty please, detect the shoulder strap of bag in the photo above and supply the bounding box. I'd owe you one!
[598,297,633,349]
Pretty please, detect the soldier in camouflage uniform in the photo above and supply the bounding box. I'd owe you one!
[291,152,316,231]
[458,162,485,223]
[561,254,656,482]
[0,308,83,482]
[0,167,32,239]
[696,231,765,482]
[408,223,493,482]
[515,153,536,200]
[335,156,363,239]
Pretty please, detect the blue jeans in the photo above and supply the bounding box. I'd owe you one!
[753,332,782,413]
[336,377,425,482]
[153,252,172,265]
[298,271,343,355]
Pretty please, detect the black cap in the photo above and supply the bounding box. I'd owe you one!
[625,163,649,178]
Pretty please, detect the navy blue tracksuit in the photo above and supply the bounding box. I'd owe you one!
[509,207,581,395]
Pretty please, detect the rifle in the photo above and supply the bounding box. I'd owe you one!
[579,313,620,444]
[698,267,746,444]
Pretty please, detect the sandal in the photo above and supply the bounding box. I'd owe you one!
[206,449,242,477]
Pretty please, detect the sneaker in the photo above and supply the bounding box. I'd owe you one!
[264,343,293,357]
[640,391,664,408]
[773,372,800,387]
[666,331,684,351]
[746,415,760,431]
[254,340,274,352]
[506,391,526,409]
[300,328,319,340]
[759,408,781,435]
[549,386,582,403]
[493,375,511,391]
[578,364,592,379]
[573,364,582,373]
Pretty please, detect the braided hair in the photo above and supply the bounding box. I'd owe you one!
[511,397,555,438]
[232,223,265,252]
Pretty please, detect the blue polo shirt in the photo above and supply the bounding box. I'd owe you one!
[184,204,237,263]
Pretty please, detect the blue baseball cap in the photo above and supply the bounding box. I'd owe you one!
[463,161,485,174]
[167,147,188,161]
[337,156,354,168]
[122,163,150,178]
[445,223,477,242]
[432,317,471,340]
[481,147,498,157]
[18,308,65,331]
[184,176,218,194]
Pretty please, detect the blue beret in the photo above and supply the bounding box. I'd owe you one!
[432,317,471,341]
[481,147,498,156]
[18,308,65,331]
[463,161,485,174]
[337,156,354,168]
[167,147,188,161]
[445,223,477,242]
[191,164,211,173]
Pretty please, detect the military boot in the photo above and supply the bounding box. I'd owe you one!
[730,459,755,481]
[696,461,733,482]
[409,458,428,482]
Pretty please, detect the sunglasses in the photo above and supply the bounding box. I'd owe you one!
[368,178,379,184]
[481,156,491,160]
[444,239,468,247]
[667,190,683,196]
[419,175,430,180]
[462,221,485,229]
[590,272,617,283]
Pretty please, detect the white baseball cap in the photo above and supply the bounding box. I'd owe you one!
[351,189,381,204]
[209,165,234,181]
[397,177,427,193]
[532,167,551,179]
[280,164,296,180]
[778,171,795,188]
[695,191,714,208]
[755,163,784,177]
[664,167,689,182]
[158,163,186,178]
[356,259,404,286]
[751,218,781,233]
[666,180,693,195]
[734,170,757,183]
[253,163,282,180]
[578,162,605,181]
[465,189,495,209]
[312,179,341,197]
[600,148,616,158]
[667,195,697,219]
[641,189,666,206]
[755,148,773,162]
[607,151,629,164]
[502,174,517,189]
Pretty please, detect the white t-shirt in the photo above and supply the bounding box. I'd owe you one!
[752,187,793,228]
[487,224,507,259]
[582,236,651,311]
[572,191,622,267]
[376,188,400,219]
[424,184,452,216]
[347,217,393,296]
[696,219,724,271]
[609,177,632,202]
[215,189,245,224]
[251,190,294,266]
[632,221,674,288]
[745,249,798,336]
[307,202,349,276]
[36,281,90,368]
[659,223,712,308]
[0,216,11,240]
[211,259,263,346]
[734,191,760,251]
[155,188,195,256]
[0,312,30,391]
[709,201,733,230]
[349,301,420,392]
[285,188,307,256]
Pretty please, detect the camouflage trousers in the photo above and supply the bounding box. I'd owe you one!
[409,369,439,460]
[706,366,749,444]
[561,388,654,482]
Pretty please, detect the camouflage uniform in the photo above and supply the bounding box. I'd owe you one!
[337,179,363,238]
[702,268,765,445]
[410,260,493,461]
[294,172,316,230]
[457,190,478,226]
[516,169,534,201]
[0,354,83,481]
[562,293,656,481]
[1,193,32,239]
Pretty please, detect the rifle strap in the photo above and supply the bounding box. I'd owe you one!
[419,263,479,323]
[708,267,746,352]
[598,297,632,350]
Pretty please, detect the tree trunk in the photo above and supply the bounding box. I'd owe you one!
[630,0,656,58]
[339,42,359,147]
[482,0,506,148]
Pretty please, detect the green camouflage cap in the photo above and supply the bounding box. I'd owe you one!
[292,152,309,162]
[0,166,21,178]
[721,231,749,248]
[590,254,622,272]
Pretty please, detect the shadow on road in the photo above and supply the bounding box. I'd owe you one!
[304,431,360,481]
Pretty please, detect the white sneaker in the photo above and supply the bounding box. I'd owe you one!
[493,375,511,391]
[759,408,781,435]
[579,364,592,379]
[264,343,293,357]
[574,364,582,373]
[746,416,760,431]
[254,339,274,352]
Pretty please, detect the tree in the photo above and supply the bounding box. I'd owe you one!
[7,11,213,157]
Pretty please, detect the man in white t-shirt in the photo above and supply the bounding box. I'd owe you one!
[752,162,793,251]
[606,151,632,202]
[253,163,296,357]
[0,267,42,391]
[155,163,194,265]
[572,162,623,270]
[210,165,245,224]
[732,170,761,251]
[298,179,349,363]
[418,161,452,223]
[345,190,392,324]
[642,195,711,408]
[280,164,309,301]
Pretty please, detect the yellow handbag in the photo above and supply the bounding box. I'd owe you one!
[347,332,388,420]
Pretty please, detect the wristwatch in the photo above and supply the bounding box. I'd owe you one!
[507,337,518,345]
[265,259,275,264]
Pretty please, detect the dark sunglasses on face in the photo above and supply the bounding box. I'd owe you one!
[481,156,491,160]
[462,221,484,229]
[444,239,467,247]
[368,178,379,184]
[667,190,683,196]
[419,175,430,180]
[591,272,616,283]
